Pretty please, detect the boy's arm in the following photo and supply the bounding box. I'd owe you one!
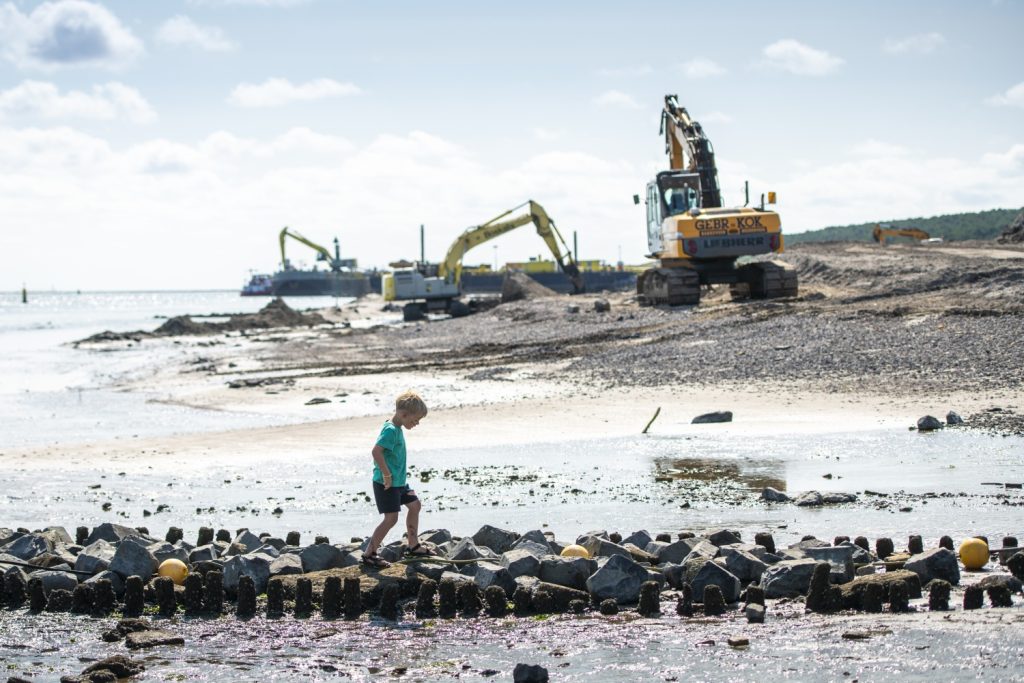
[372,444,393,489]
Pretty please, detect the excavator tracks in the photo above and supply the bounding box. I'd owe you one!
[637,268,701,306]
[730,262,798,300]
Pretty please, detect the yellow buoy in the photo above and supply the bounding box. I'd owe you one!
[560,544,590,559]
[959,538,989,570]
[157,558,189,585]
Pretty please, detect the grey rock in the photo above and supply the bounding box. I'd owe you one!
[222,552,273,595]
[576,530,609,543]
[84,523,140,546]
[512,530,552,552]
[821,492,858,504]
[109,541,159,580]
[0,528,19,546]
[706,529,742,546]
[2,533,53,560]
[658,537,715,565]
[472,525,520,554]
[40,527,75,547]
[512,540,552,560]
[804,546,856,583]
[586,553,649,604]
[761,487,790,502]
[419,529,452,545]
[36,570,78,597]
[917,415,943,431]
[539,556,596,591]
[448,538,487,562]
[623,530,653,549]
[745,602,765,623]
[723,549,769,583]
[74,540,116,575]
[682,541,720,564]
[148,542,189,566]
[789,538,831,551]
[692,411,733,424]
[691,561,741,603]
[188,544,219,564]
[227,530,262,555]
[946,411,964,425]
[793,491,824,507]
[501,548,542,579]
[578,535,630,560]
[904,548,960,586]
[269,553,303,577]
[472,561,517,597]
[760,558,819,598]
[85,570,125,598]
[644,540,669,559]
[253,543,280,558]
[837,541,874,564]
[261,537,286,551]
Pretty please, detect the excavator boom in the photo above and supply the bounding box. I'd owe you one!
[438,200,584,293]
[872,224,930,246]
[279,227,345,272]
[662,94,723,209]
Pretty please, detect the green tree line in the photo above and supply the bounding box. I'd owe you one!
[786,208,1022,243]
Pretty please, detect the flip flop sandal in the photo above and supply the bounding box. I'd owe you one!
[405,544,433,558]
[362,553,391,568]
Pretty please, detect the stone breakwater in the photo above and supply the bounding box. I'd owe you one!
[2,522,1022,627]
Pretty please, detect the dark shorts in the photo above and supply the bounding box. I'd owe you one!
[372,482,419,514]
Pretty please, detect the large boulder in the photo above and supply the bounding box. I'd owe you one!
[904,548,960,586]
[448,538,487,562]
[501,549,542,579]
[760,487,790,502]
[109,541,159,580]
[226,530,263,556]
[917,415,943,431]
[760,558,818,598]
[511,540,552,560]
[0,528,19,546]
[472,525,520,554]
[690,561,741,603]
[578,535,630,560]
[74,540,117,575]
[36,570,78,597]
[40,527,75,546]
[804,546,856,583]
[706,529,742,546]
[622,530,653,549]
[223,552,273,595]
[723,549,769,583]
[586,554,649,604]
[84,523,140,546]
[793,491,824,507]
[300,544,349,572]
[539,556,596,591]
[84,570,126,597]
[656,537,716,565]
[269,553,304,577]
[148,542,190,566]
[2,533,53,560]
[692,411,732,424]
[188,544,220,564]
[473,561,517,597]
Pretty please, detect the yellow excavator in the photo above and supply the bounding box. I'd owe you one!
[635,95,797,305]
[871,224,930,246]
[383,200,583,321]
[278,227,356,272]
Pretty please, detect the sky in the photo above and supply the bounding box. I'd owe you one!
[0,0,1022,290]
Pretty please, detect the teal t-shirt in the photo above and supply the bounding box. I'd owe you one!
[372,420,407,487]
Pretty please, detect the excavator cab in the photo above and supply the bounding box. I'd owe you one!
[644,172,703,255]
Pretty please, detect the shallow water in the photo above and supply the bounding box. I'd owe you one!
[0,290,352,448]
[2,427,1021,548]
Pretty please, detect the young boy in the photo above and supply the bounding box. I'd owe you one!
[362,390,431,568]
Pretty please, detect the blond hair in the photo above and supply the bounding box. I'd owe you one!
[396,390,427,416]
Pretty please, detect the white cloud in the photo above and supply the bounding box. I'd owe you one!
[883,32,946,55]
[228,77,361,107]
[773,144,1024,233]
[759,39,843,76]
[678,58,726,79]
[0,80,155,123]
[596,65,653,77]
[0,0,143,70]
[593,89,640,109]
[986,82,1024,108]
[156,15,235,52]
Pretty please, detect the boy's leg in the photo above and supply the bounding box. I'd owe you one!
[367,512,399,555]
[404,499,421,547]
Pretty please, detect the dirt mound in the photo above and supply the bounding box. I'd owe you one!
[501,271,557,303]
[154,316,209,336]
[997,209,1024,244]
[236,298,327,329]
